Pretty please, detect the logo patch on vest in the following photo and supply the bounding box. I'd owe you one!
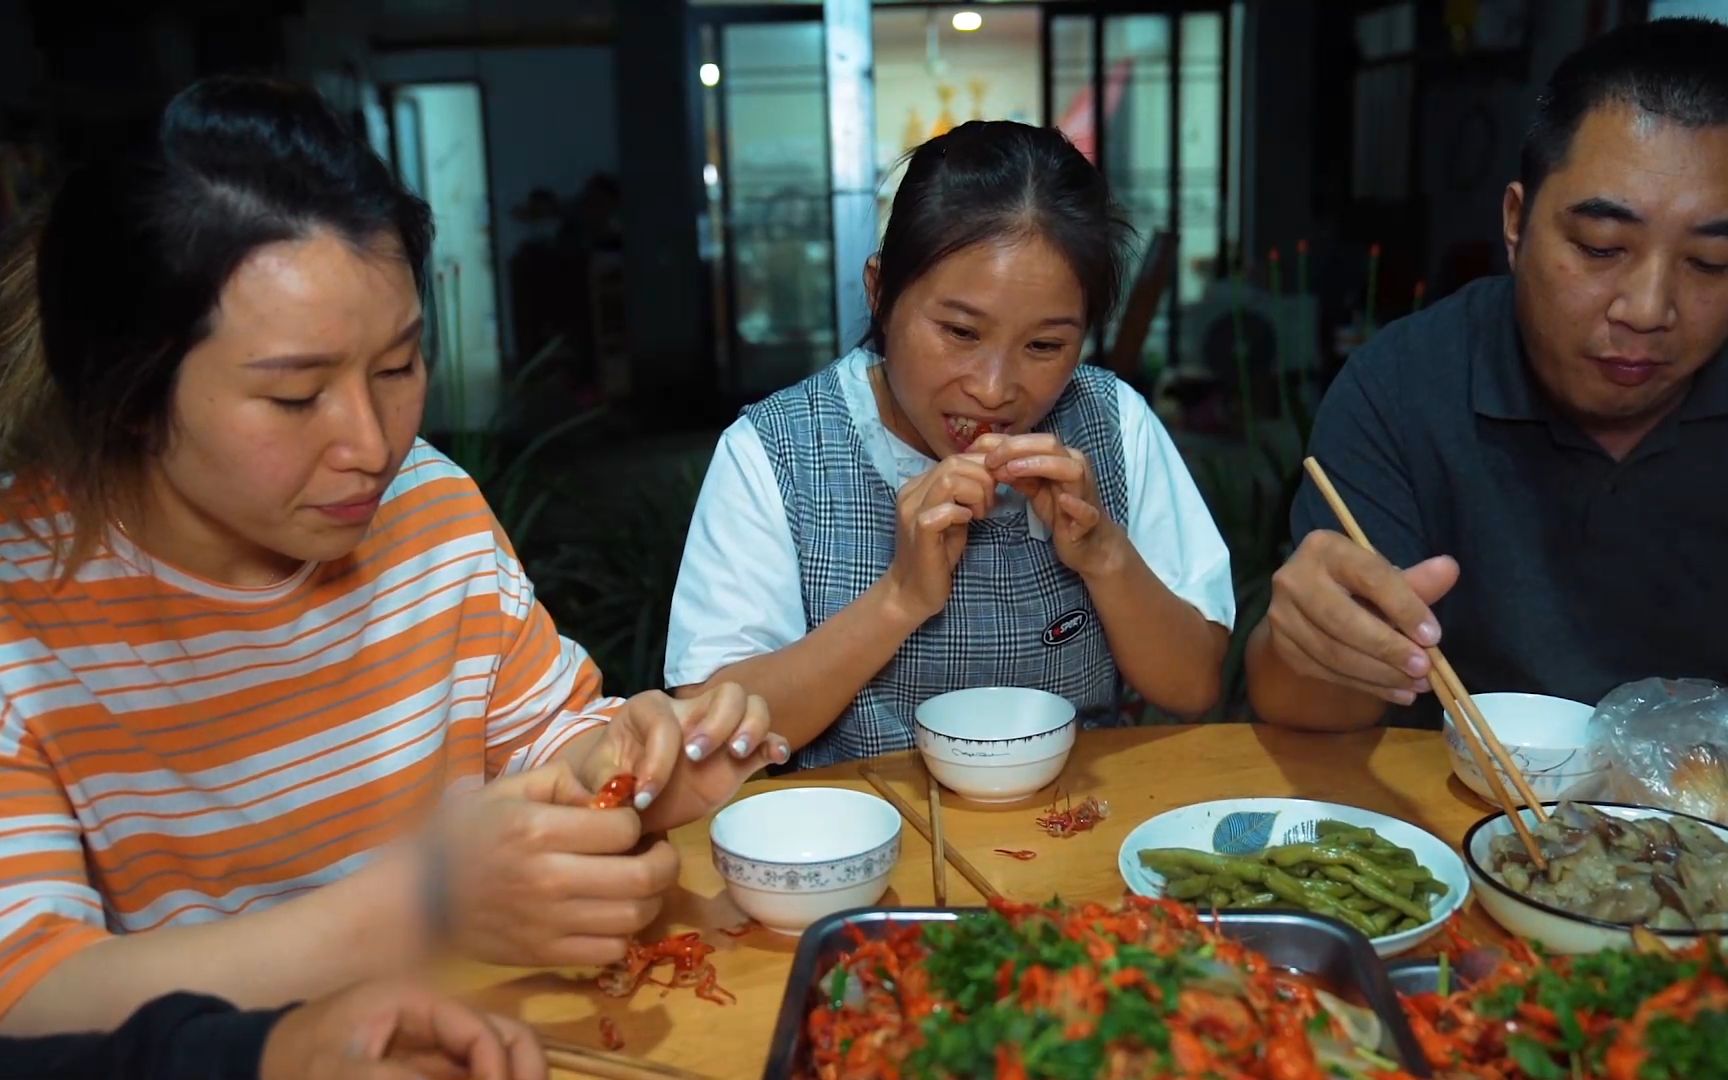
[1042,608,1089,646]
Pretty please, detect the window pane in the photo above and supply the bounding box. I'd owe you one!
[1050,14,1096,161]
[1103,14,1172,374]
[873,5,1045,228]
[1178,11,1224,305]
[721,21,835,395]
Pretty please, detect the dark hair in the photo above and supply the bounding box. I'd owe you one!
[1521,16,1728,201]
[866,120,1132,355]
[0,74,431,577]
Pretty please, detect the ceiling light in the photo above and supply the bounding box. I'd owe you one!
[952,11,983,32]
[699,63,721,87]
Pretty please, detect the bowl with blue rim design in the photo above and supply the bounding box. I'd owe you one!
[914,687,1078,803]
[1441,692,1602,805]
[710,787,902,935]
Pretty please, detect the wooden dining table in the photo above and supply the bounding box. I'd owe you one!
[453,722,1505,1079]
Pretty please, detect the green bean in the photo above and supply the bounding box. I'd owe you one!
[1136,824,1442,940]
[1263,869,1380,936]
[1331,868,1432,922]
[1266,844,1403,891]
[1165,874,1214,901]
[1316,824,1401,857]
[1138,849,1200,873]
[1138,849,1217,876]
[1316,820,1369,840]
[1140,849,1266,883]
[1317,823,1410,857]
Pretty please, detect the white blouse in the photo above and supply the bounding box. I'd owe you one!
[665,350,1236,688]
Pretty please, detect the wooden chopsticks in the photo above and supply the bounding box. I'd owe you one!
[859,766,1002,902]
[1302,457,1550,870]
[541,1037,711,1079]
[928,772,948,906]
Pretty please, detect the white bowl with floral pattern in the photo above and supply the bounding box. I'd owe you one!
[710,787,902,935]
[914,687,1077,803]
[1442,692,1602,804]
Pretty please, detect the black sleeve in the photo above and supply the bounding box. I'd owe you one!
[1290,345,1430,571]
[0,993,292,1080]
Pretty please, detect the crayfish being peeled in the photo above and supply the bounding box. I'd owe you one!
[579,776,736,1005]
[591,774,638,809]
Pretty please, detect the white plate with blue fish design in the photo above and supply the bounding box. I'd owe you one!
[1116,797,1470,958]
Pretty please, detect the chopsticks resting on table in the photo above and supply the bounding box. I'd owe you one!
[1302,457,1551,870]
[928,772,948,906]
[541,1036,712,1080]
[859,766,1002,902]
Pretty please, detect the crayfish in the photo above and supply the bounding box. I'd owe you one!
[1035,788,1109,838]
[597,931,735,1006]
[590,773,638,809]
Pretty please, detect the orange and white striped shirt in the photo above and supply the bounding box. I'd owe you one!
[0,440,617,1016]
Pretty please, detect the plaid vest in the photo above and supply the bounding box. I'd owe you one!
[745,361,1129,769]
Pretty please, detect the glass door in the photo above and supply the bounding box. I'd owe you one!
[697,9,837,399]
[385,82,501,433]
[1046,4,1233,383]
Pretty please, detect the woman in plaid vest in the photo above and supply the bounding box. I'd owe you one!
[666,121,1234,769]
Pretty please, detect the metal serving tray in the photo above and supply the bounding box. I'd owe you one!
[763,906,1431,1078]
[1382,958,1459,998]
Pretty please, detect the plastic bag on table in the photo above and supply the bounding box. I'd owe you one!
[1575,677,1728,825]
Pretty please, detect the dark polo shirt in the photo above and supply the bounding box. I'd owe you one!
[1290,275,1728,728]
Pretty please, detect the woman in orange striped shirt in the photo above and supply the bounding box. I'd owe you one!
[0,75,787,1036]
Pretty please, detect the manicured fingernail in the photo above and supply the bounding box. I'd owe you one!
[685,736,711,762]
[731,737,751,757]
[633,788,655,811]
[1416,621,1441,647]
[1392,690,1416,706]
[1403,653,1428,677]
[773,743,790,764]
[1414,678,1431,693]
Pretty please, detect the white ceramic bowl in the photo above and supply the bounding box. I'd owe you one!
[1117,797,1470,958]
[913,687,1077,803]
[710,787,901,936]
[1465,800,1728,954]
[1443,692,1603,804]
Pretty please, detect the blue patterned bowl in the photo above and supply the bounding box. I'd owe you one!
[710,787,902,935]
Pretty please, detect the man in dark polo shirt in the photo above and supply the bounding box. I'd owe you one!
[1247,16,1728,731]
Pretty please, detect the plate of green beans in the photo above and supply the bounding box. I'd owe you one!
[1116,798,1470,957]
